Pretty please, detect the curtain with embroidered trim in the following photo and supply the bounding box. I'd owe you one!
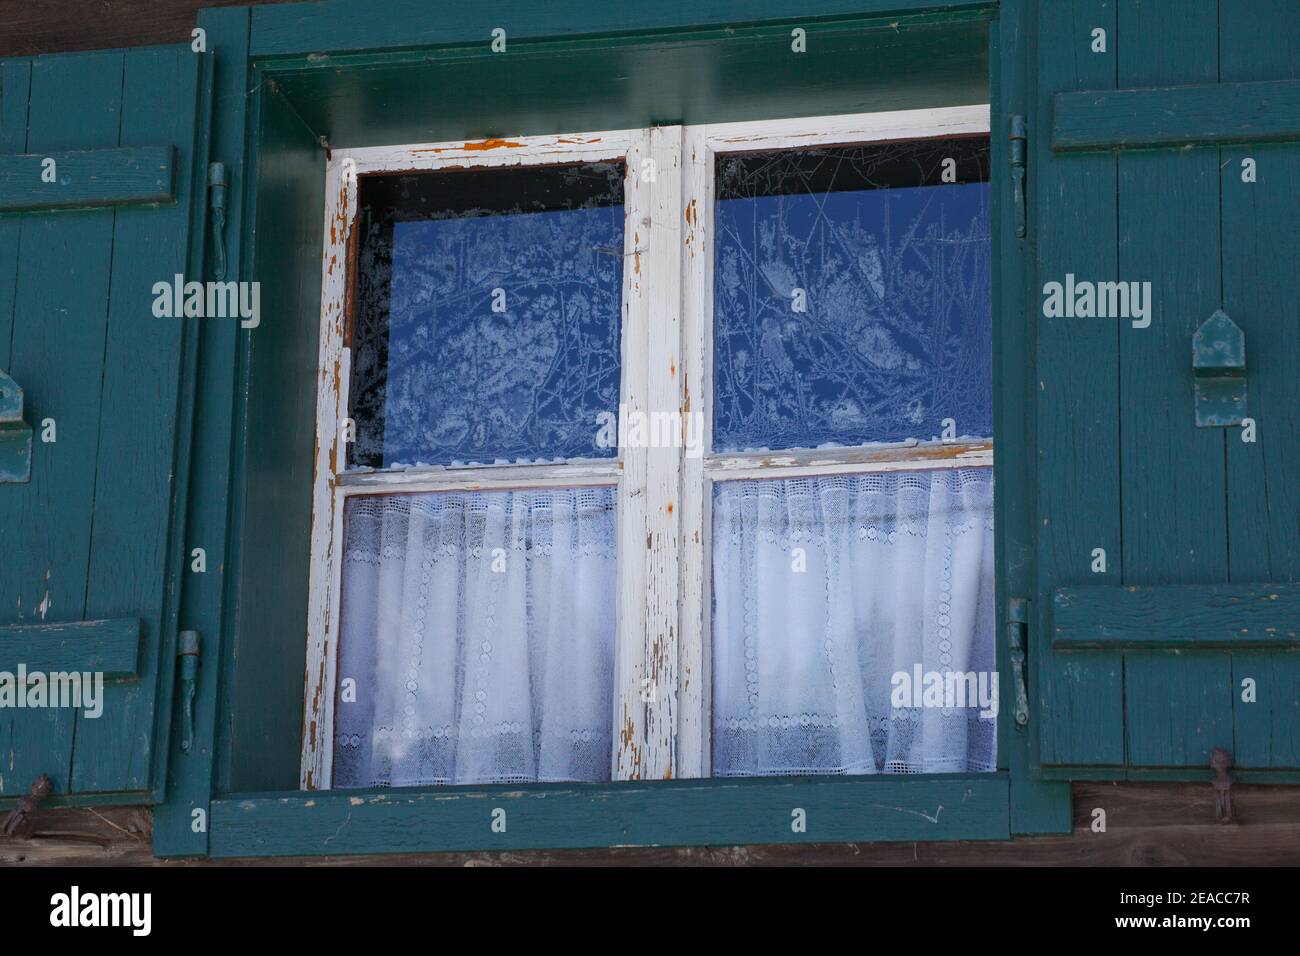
[711,468,996,777]
[332,487,617,788]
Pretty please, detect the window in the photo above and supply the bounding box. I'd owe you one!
[303,108,993,791]
[680,112,995,779]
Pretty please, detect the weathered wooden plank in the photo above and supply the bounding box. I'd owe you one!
[1219,0,1300,771]
[0,58,31,372]
[613,129,652,780]
[1232,653,1300,769]
[224,83,324,792]
[153,5,250,858]
[1054,79,1300,152]
[678,124,710,779]
[249,0,994,56]
[1073,780,1300,828]
[18,780,1300,865]
[0,0,281,58]
[0,145,174,212]
[1052,584,1300,649]
[0,618,140,674]
[0,63,32,484]
[641,124,683,780]
[210,774,1010,857]
[1125,653,1233,767]
[1117,0,1230,774]
[1034,0,1124,768]
[296,151,351,792]
[0,49,123,800]
[994,0,1071,834]
[705,440,991,478]
[72,46,200,796]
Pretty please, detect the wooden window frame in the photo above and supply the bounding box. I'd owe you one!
[299,127,685,788]
[300,105,991,792]
[677,104,993,776]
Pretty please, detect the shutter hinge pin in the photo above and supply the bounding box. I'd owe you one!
[1007,597,1030,728]
[178,630,202,753]
[1009,115,1027,239]
[207,162,228,281]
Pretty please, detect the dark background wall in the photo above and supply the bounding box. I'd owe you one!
[0,0,293,57]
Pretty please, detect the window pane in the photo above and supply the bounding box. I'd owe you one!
[350,162,625,469]
[333,486,617,787]
[711,468,996,776]
[713,136,991,452]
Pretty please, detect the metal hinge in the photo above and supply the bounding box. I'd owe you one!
[0,369,33,483]
[1009,115,1027,239]
[1211,748,1235,824]
[1007,597,1030,728]
[1,774,52,837]
[177,630,201,752]
[207,162,228,281]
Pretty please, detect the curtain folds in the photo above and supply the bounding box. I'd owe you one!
[332,486,617,788]
[711,468,996,777]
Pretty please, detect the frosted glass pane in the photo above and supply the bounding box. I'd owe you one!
[349,163,625,469]
[713,137,991,452]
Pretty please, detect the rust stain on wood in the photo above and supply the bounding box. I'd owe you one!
[414,138,527,154]
[721,440,993,471]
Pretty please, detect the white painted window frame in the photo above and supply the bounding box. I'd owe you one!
[299,127,683,789]
[300,105,991,790]
[676,105,993,777]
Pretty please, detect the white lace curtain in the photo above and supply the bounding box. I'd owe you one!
[711,468,996,777]
[332,486,617,788]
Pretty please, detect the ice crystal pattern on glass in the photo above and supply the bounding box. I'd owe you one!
[349,163,625,469]
[713,138,992,452]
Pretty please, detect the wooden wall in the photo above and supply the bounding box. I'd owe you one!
[0,0,297,58]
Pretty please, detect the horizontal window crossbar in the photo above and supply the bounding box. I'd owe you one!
[336,459,623,493]
[706,440,991,480]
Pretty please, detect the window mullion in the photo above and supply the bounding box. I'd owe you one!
[678,124,712,779]
[614,126,686,781]
[613,129,651,780]
[302,156,356,790]
[641,124,685,780]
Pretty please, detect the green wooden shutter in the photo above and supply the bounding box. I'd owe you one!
[1031,0,1300,779]
[0,45,213,805]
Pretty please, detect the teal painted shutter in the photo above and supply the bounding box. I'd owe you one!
[1032,0,1300,777]
[993,0,1073,833]
[0,45,213,804]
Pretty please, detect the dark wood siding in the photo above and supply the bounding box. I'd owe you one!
[5,784,1300,865]
[0,0,295,58]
